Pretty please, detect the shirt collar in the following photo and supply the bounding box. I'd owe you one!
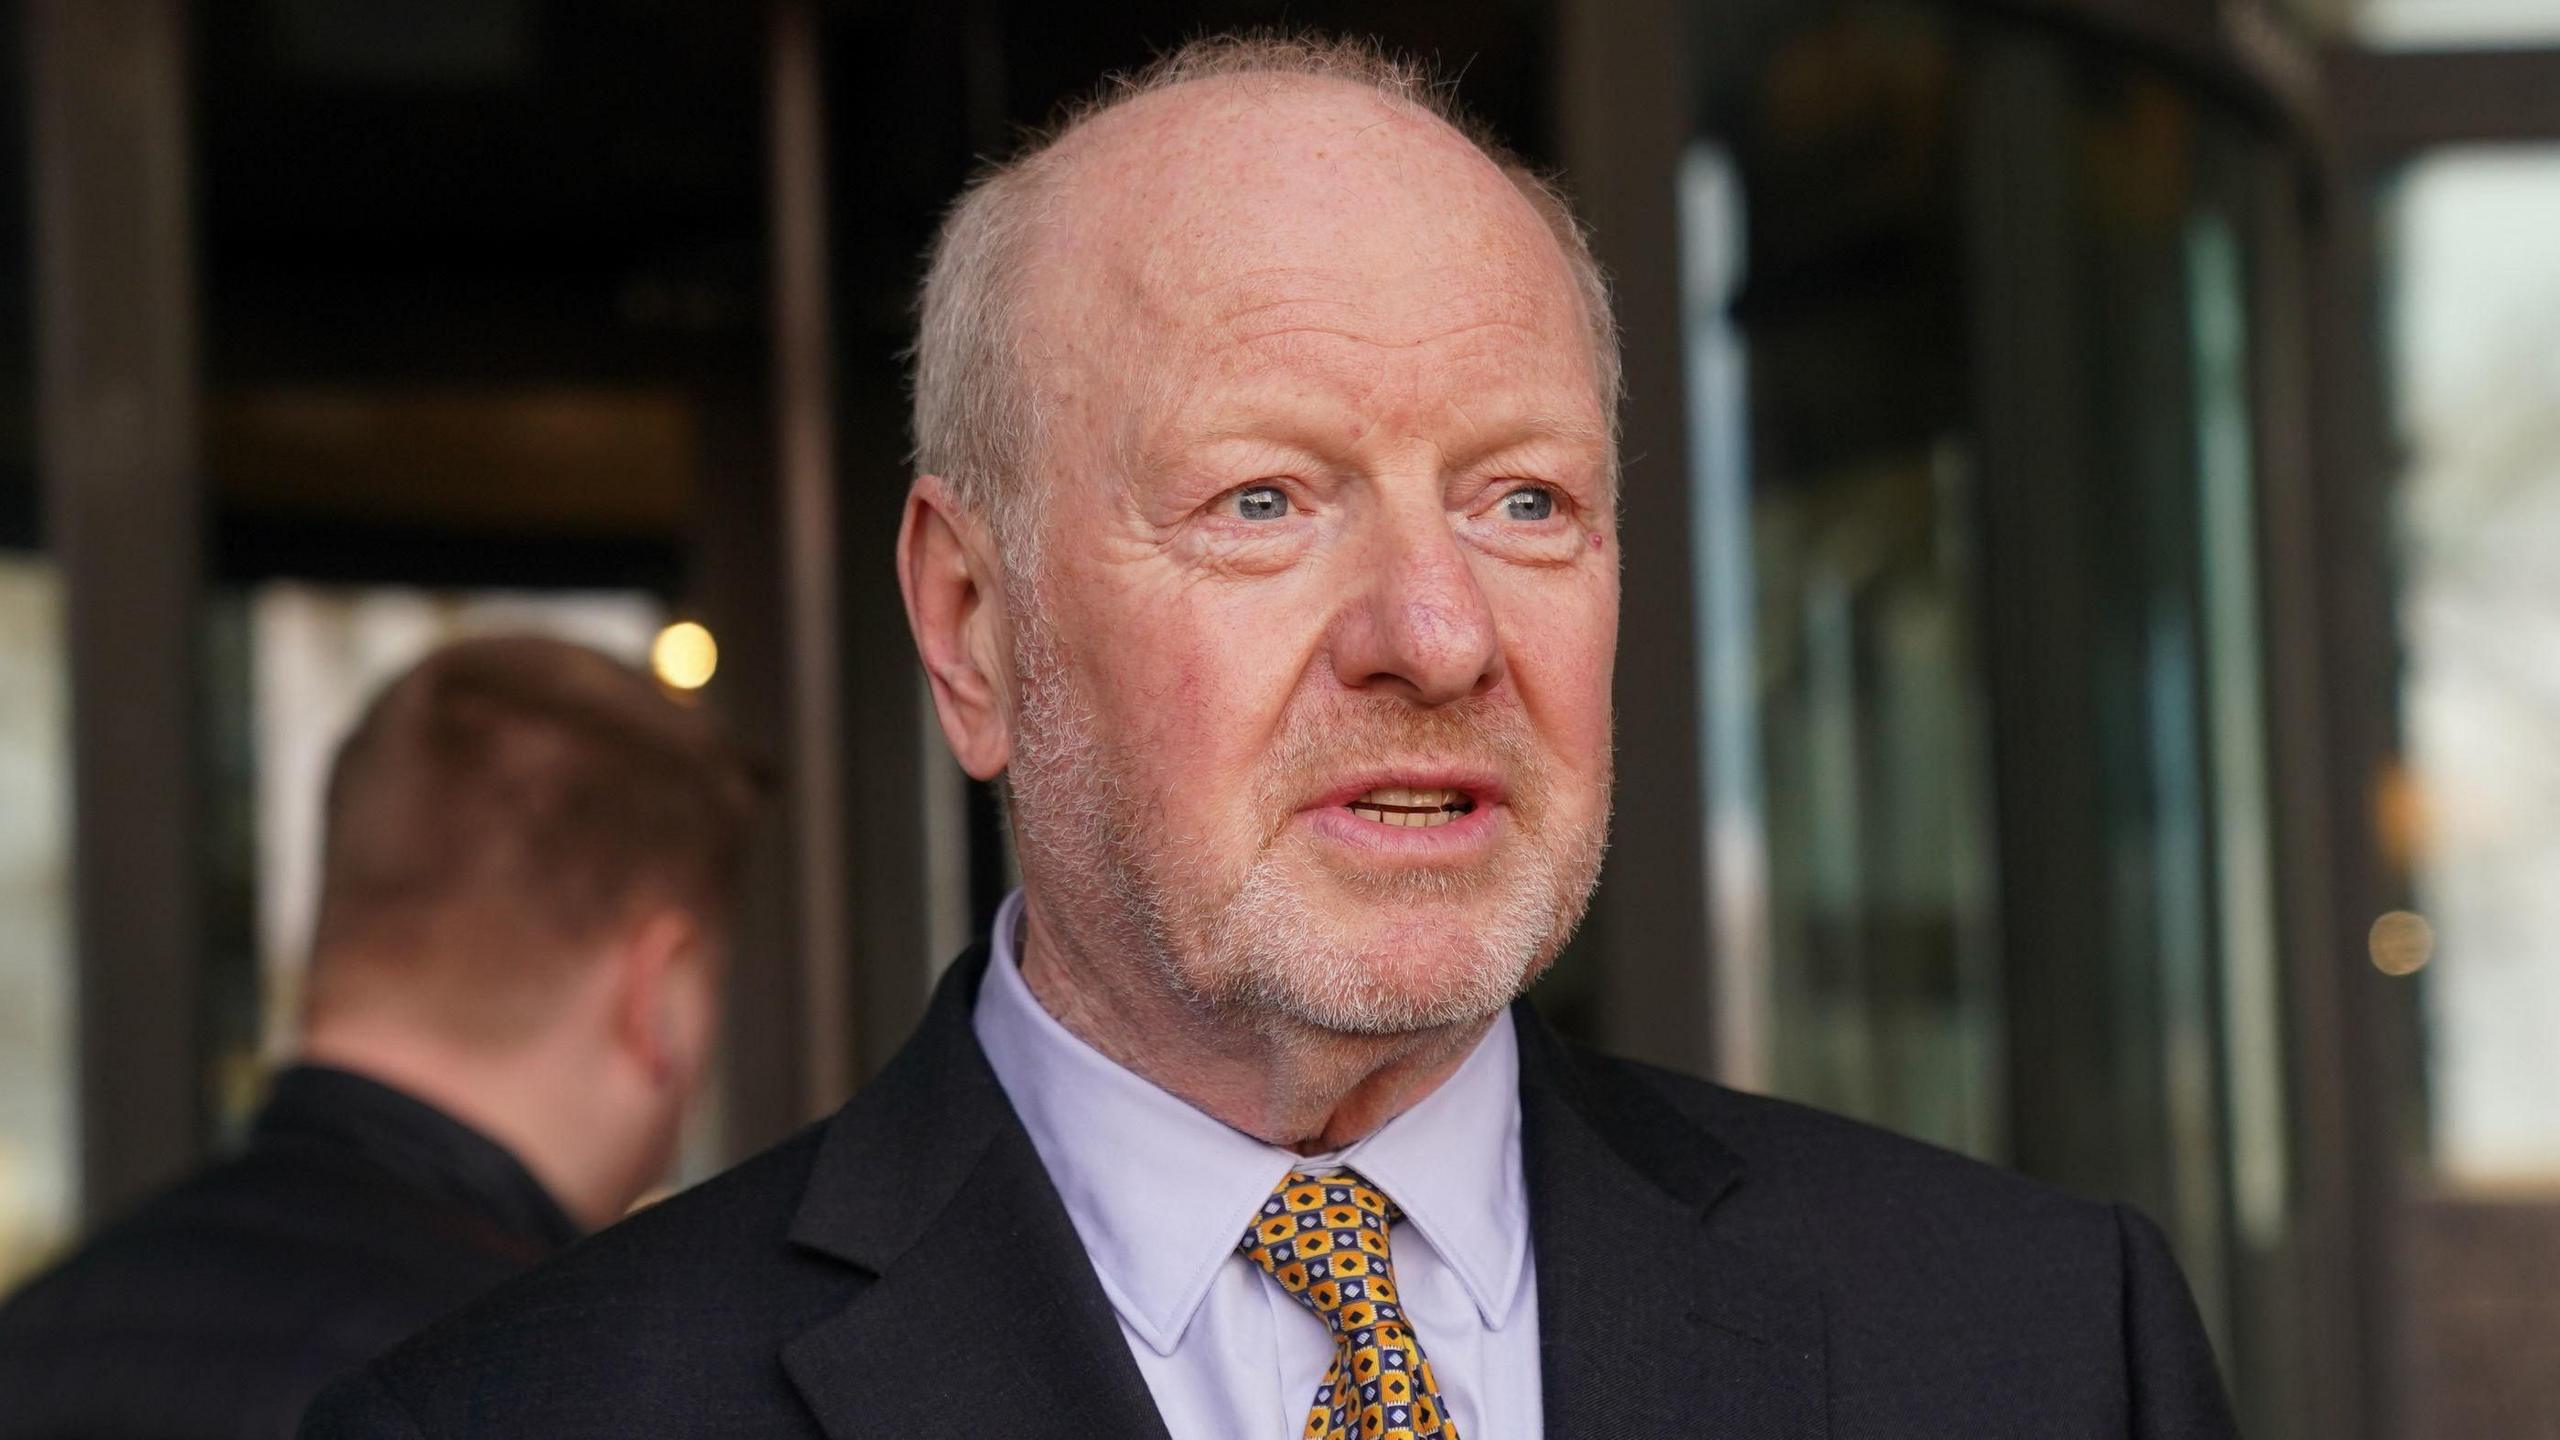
[971,889,1530,1355]
[1312,1002,1528,1332]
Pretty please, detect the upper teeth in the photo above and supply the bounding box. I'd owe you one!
[1349,787,1468,828]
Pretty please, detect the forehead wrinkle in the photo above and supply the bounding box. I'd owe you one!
[1436,382,1611,442]
[1229,314,1543,359]
[1211,283,1363,330]
[1143,309,1600,463]
[1193,264,1554,368]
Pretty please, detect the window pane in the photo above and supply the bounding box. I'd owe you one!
[1681,7,2305,1424]
[1682,4,2008,1163]
[2385,145,2560,1185]
[2356,0,2560,51]
[0,0,67,1294]
[0,557,72,1286]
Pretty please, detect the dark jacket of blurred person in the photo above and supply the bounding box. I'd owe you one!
[0,636,760,1440]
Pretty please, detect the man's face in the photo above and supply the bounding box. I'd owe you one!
[1004,80,1617,1036]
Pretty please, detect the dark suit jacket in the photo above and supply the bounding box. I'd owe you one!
[0,1066,580,1440]
[301,947,2238,1438]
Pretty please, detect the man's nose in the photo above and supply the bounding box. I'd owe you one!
[1326,505,1502,706]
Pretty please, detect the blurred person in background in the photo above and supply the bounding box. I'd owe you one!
[0,636,760,1440]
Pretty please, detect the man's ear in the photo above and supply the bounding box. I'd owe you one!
[897,474,1014,780]
[613,908,710,1090]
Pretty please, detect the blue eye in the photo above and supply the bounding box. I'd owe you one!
[1233,485,1292,521]
[1501,486,1556,522]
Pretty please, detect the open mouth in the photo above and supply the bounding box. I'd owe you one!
[1344,786,1477,829]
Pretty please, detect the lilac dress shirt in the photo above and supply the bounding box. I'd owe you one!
[972,889,1544,1440]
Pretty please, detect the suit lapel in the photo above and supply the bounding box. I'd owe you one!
[779,948,1171,1440]
[1517,1008,1829,1440]
[775,950,1827,1439]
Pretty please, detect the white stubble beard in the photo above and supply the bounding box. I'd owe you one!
[1002,583,1611,1040]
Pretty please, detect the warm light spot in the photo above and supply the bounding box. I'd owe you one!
[2374,758,2434,872]
[651,621,718,690]
[2369,910,2435,976]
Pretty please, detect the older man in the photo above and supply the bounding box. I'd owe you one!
[303,35,2237,1440]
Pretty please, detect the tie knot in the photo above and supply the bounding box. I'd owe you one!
[1238,1170,1403,1332]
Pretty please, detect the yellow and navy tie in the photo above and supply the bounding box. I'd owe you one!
[1237,1170,1460,1440]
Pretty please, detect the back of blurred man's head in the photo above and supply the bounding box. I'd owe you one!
[299,635,761,1225]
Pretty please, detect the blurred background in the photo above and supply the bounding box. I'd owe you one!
[2,0,2556,1434]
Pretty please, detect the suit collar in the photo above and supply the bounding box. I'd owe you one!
[779,952,1829,1440]
[1509,1004,1743,1215]
[1512,1001,1830,1439]
[781,946,1171,1440]
[783,944,1005,1273]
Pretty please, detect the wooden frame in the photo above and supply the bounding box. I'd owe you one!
[31,0,210,1225]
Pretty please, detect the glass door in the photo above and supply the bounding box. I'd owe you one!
[1681,2,2311,1430]
[2363,135,2560,1438]
[0,0,79,1289]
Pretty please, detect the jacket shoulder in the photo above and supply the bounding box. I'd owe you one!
[2,1143,541,1438]
[1626,1053,2235,1432]
[1565,1045,2136,1334]
[340,1123,849,1436]
[1568,1049,2196,1426]
[1585,1046,2110,1229]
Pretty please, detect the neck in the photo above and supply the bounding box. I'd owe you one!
[1012,894,1495,1153]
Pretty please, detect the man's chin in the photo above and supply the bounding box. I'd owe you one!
[1258,957,1545,1038]
[1206,909,1554,1037]
[1174,835,1592,1036]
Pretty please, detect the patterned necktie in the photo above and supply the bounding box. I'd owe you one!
[1238,1170,1460,1440]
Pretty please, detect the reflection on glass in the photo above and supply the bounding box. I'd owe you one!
[0,557,73,1287]
[1684,6,2302,1421]
[2356,0,2560,51]
[1680,142,1776,1095]
[1685,3,2007,1161]
[2187,215,2290,1249]
[2386,146,2560,1185]
[1747,444,2008,1157]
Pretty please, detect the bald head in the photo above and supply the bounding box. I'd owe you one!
[911,35,1618,562]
